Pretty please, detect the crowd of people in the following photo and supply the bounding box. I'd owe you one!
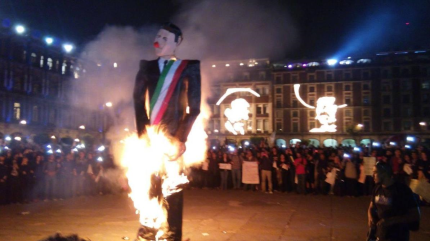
[188,142,430,199]
[0,144,116,205]
[1,140,429,205]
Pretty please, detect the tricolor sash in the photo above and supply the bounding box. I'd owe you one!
[149,59,188,125]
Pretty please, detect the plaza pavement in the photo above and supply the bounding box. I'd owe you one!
[0,190,429,241]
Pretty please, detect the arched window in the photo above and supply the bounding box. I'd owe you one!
[323,139,338,147]
[276,139,287,148]
[342,139,356,147]
[309,139,320,147]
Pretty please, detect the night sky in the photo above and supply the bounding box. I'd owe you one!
[1,0,429,60]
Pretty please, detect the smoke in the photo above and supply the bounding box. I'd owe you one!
[71,0,298,166]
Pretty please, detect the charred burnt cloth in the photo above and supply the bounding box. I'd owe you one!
[371,182,419,240]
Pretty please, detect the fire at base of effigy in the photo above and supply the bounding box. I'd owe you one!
[120,116,207,241]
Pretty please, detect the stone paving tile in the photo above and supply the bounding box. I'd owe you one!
[0,190,429,241]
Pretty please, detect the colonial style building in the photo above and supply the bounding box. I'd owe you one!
[0,23,103,146]
[207,51,430,148]
[206,58,273,146]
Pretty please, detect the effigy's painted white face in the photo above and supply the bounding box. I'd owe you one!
[153,29,179,58]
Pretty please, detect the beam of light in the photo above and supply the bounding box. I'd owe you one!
[216,88,260,105]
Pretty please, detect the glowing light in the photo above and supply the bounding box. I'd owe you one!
[15,25,25,34]
[4,146,9,150]
[339,60,354,65]
[124,128,129,132]
[405,22,410,25]
[74,138,80,142]
[372,142,380,147]
[56,149,62,153]
[228,146,235,151]
[353,147,361,152]
[98,145,106,152]
[281,144,286,148]
[294,84,346,133]
[225,64,230,67]
[216,88,260,105]
[47,149,53,154]
[120,124,207,236]
[81,144,86,148]
[357,124,364,128]
[302,64,307,67]
[79,125,85,130]
[14,137,21,141]
[212,65,216,68]
[405,145,411,149]
[406,136,415,142]
[212,146,216,150]
[47,145,52,149]
[97,157,103,162]
[5,136,11,141]
[20,120,27,125]
[240,63,244,66]
[419,122,427,126]
[288,65,293,68]
[72,148,78,152]
[63,44,74,53]
[327,59,338,66]
[51,135,56,139]
[389,142,396,146]
[105,102,113,107]
[45,37,54,45]
[244,141,250,146]
[214,129,219,133]
[223,98,250,135]
[113,63,118,68]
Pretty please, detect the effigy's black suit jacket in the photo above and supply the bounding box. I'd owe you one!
[133,59,201,143]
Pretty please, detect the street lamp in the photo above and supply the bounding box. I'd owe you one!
[15,25,25,34]
[19,120,27,125]
[105,102,113,107]
[79,125,85,130]
[45,37,54,45]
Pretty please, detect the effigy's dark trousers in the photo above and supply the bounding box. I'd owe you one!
[137,175,183,241]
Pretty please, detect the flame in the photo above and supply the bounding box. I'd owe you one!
[120,111,208,239]
[223,98,250,135]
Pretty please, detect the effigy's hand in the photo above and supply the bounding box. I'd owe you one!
[167,142,186,161]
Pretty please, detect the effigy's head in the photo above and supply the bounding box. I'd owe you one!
[154,22,183,57]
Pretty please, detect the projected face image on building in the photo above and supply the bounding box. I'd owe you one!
[294,84,346,133]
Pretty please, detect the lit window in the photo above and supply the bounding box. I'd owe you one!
[422,81,430,90]
[13,102,21,120]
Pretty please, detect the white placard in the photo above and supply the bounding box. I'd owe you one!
[363,157,376,176]
[219,163,232,170]
[242,161,260,184]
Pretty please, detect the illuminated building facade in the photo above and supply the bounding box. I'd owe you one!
[0,22,103,145]
[273,51,430,147]
[207,51,430,148]
[206,58,274,146]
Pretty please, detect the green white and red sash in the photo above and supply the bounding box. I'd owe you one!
[149,59,188,125]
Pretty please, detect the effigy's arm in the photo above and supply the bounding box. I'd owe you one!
[174,60,201,143]
[133,60,151,137]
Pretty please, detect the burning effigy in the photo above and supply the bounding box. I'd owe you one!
[120,22,206,241]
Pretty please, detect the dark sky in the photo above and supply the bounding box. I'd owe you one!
[1,0,429,60]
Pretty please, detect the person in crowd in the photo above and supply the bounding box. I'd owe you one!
[208,152,219,189]
[33,154,45,201]
[285,148,296,192]
[259,148,273,194]
[73,151,87,196]
[270,147,280,191]
[9,157,21,203]
[241,149,259,191]
[367,161,420,241]
[219,152,231,190]
[19,157,32,202]
[343,154,358,197]
[294,152,307,194]
[279,153,290,193]
[391,149,403,182]
[62,153,75,198]
[306,152,315,194]
[0,156,8,205]
[316,153,328,195]
[417,151,429,180]
[44,154,58,201]
[230,149,242,190]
